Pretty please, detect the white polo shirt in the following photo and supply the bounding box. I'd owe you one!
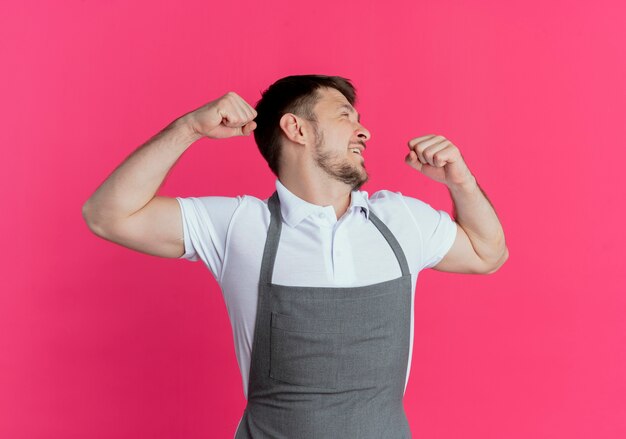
[176,179,457,399]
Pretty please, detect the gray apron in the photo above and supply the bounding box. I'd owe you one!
[235,191,412,438]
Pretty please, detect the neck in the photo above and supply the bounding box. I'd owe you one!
[279,167,353,220]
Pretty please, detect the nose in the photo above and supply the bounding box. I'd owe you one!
[356,123,371,142]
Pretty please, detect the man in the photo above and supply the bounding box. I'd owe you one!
[82,75,508,438]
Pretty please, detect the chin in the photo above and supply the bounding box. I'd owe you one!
[353,174,368,191]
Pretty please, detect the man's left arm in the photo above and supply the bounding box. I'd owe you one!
[405,134,509,275]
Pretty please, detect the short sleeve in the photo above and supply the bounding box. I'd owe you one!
[400,195,458,271]
[175,196,241,280]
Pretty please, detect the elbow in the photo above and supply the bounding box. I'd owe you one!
[82,201,94,229]
[485,246,509,274]
[82,201,108,238]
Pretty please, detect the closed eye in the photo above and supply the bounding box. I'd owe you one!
[337,104,361,122]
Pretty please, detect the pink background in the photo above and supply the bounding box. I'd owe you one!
[2,0,625,437]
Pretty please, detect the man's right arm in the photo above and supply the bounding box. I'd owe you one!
[81,92,257,259]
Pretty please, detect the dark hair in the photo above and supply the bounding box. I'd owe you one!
[253,74,357,176]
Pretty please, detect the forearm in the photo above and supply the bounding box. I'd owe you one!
[448,176,508,266]
[82,115,202,227]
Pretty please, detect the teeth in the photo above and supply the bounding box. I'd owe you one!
[351,148,361,155]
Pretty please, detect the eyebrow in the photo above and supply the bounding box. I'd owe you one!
[338,104,361,123]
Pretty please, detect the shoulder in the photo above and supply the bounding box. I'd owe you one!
[364,190,418,235]
[368,189,405,205]
[369,189,434,208]
[176,193,271,215]
[367,189,424,219]
[366,189,455,244]
[175,194,271,232]
[175,194,241,209]
[368,189,446,219]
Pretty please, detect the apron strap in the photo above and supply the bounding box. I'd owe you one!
[367,211,411,277]
[259,192,282,284]
[260,190,411,284]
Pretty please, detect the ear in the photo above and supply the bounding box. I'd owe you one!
[279,113,308,145]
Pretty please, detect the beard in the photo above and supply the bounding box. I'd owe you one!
[311,124,369,191]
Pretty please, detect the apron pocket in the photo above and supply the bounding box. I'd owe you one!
[269,311,343,389]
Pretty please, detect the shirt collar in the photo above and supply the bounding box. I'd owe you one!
[275,179,370,227]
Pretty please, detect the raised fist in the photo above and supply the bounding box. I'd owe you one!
[186,91,257,139]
